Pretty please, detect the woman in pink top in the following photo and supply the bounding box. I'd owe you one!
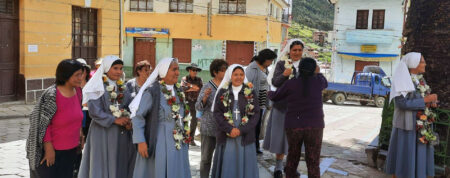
[27,59,84,178]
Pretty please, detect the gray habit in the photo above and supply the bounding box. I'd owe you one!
[132,86,191,178]
[78,85,135,178]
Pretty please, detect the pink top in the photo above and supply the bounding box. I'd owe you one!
[43,88,83,150]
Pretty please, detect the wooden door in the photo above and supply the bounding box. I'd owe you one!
[355,60,379,72]
[172,39,192,63]
[134,38,156,69]
[0,0,18,101]
[226,41,254,65]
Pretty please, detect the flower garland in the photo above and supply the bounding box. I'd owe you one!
[159,80,192,150]
[280,55,295,79]
[220,82,255,128]
[412,74,438,145]
[103,75,130,118]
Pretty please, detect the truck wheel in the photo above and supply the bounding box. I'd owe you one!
[360,101,368,106]
[332,93,346,105]
[375,97,385,108]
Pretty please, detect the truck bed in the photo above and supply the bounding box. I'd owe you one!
[326,82,372,96]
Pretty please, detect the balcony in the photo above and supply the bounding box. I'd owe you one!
[345,29,396,44]
[282,13,290,24]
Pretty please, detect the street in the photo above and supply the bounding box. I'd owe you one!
[0,102,389,178]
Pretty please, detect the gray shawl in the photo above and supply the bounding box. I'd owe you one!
[26,85,57,170]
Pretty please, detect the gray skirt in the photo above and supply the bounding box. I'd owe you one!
[262,107,288,154]
[211,137,259,178]
[385,128,434,178]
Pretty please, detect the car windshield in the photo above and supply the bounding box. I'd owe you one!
[382,77,391,87]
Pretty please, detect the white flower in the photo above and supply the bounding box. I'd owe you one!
[110,105,118,112]
[106,85,115,92]
[113,111,121,118]
[425,85,430,90]
[417,120,424,126]
[425,108,431,116]
[175,143,181,150]
[176,83,181,88]
[244,88,252,96]
[110,92,117,99]
[222,82,229,89]
[180,92,186,98]
[131,92,136,98]
[172,105,180,112]
[248,104,254,110]
[224,112,232,118]
[223,101,228,107]
[184,114,192,122]
[164,94,171,100]
[228,119,234,125]
[284,63,292,69]
[420,129,427,135]
[174,133,184,140]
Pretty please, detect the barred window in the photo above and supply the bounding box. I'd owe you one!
[169,0,193,13]
[130,0,153,12]
[0,0,14,15]
[356,10,369,29]
[72,6,98,67]
[372,10,385,29]
[219,0,246,14]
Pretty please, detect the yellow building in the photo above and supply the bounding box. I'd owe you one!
[122,0,290,77]
[0,0,121,103]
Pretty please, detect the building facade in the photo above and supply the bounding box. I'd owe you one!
[329,0,404,83]
[0,0,121,103]
[122,0,290,77]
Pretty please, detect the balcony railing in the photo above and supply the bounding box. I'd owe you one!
[345,29,396,44]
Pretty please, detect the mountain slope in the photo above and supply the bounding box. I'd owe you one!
[291,0,335,31]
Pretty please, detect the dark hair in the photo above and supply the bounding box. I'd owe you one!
[209,59,228,77]
[111,59,124,67]
[135,60,151,77]
[55,59,83,86]
[232,66,244,73]
[290,40,304,49]
[81,65,91,82]
[298,57,317,97]
[251,49,277,65]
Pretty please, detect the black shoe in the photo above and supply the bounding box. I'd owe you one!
[256,150,263,154]
[274,170,283,178]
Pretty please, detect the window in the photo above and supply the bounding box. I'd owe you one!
[269,3,273,16]
[372,10,385,29]
[356,10,369,29]
[169,0,193,13]
[130,0,153,12]
[382,77,391,87]
[0,0,14,15]
[72,6,97,67]
[219,0,246,14]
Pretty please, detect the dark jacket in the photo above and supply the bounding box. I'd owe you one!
[269,74,328,129]
[213,86,260,146]
[271,60,298,111]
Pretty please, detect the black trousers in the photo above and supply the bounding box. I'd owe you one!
[200,135,216,178]
[188,101,198,139]
[255,109,264,150]
[31,147,78,178]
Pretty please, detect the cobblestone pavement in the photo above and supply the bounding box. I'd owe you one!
[0,101,390,177]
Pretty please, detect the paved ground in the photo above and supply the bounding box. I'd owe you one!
[0,101,390,178]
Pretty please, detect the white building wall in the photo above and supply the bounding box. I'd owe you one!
[331,0,404,83]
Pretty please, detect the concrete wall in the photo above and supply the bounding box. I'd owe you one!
[191,39,224,70]
[20,0,120,103]
[331,0,403,83]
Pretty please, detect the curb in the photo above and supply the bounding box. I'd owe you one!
[0,115,30,120]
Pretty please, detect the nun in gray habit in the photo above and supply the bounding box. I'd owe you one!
[78,55,136,178]
[129,57,192,178]
[385,52,437,178]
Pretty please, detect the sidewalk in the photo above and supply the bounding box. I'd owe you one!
[0,101,33,119]
[0,101,390,178]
